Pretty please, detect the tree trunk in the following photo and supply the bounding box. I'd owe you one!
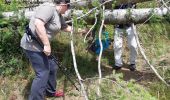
[10,0,152,9]
[65,7,170,24]
[70,0,152,9]
[2,7,169,24]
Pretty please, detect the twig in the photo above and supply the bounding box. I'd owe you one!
[137,0,170,29]
[131,23,170,86]
[67,0,91,5]
[70,18,89,100]
[66,0,112,23]
[134,0,170,86]
[160,0,170,12]
[1,89,6,96]
[97,5,105,97]
[84,12,98,43]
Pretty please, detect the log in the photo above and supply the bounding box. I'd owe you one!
[7,0,152,9]
[2,7,169,24]
[70,0,153,9]
[64,7,170,24]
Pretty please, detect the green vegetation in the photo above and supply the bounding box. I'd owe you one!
[0,0,24,11]
[0,0,170,100]
[0,23,27,76]
[0,0,29,77]
[87,73,157,100]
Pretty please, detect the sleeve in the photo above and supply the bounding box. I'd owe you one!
[35,6,54,23]
[60,15,68,30]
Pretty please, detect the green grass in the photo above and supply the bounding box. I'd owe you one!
[0,0,170,99]
[1,22,170,100]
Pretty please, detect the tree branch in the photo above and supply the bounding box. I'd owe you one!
[2,7,170,25]
[97,5,105,97]
[70,18,89,99]
[131,23,170,86]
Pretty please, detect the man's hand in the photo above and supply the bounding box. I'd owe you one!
[43,44,51,56]
[34,18,51,56]
[77,28,89,36]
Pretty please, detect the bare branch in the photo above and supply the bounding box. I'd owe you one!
[66,0,113,23]
[159,0,170,12]
[138,0,170,27]
[84,12,98,43]
[97,5,106,96]
[70,18,89,100]
[131,23,170,86]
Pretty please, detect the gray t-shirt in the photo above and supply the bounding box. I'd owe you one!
[20,2,67,52]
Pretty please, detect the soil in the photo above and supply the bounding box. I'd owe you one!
[2,53,170,100]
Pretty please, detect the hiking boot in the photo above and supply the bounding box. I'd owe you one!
[129,64,136,71]
[46,91,64,97]
[54,91,64,97]
[113,66,122,70]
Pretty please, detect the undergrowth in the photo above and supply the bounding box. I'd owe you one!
[0,0,170,100]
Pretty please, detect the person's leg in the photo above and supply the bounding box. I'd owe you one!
[113,28,124,68]
[45,57,58,96]
[24,50,50,100]
[126,26,137,70]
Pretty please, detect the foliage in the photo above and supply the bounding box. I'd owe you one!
[137,18,170,100]
[137,1,158,8]
[91,0,100,7]
[152,59,170,100]
[0,23,29,77]
[163,13,170,23]
[0,0,23,12]
[87,72,157,100]
[0,0,30,77]
[0,16,28,77]
[149,81,170,100]
[0,0,170,99]
[54,33,98,77]
[149,14,164,23]
[138,22,170,58]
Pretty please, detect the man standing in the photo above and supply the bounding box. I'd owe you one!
[20,0,72,99]
[113,3,137,71]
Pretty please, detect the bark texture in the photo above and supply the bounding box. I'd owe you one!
[2,7,169,24]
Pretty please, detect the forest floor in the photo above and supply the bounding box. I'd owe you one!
[1,49,170,100]
[50,52,170,100]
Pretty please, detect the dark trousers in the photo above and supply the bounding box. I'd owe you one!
[24,49,58,100]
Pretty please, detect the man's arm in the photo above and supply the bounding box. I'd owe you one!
[34,18,51,56]
[63,25,88,34]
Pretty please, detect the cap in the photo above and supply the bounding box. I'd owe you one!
[53,0,70,4]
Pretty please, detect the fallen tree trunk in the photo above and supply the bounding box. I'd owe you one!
[2,7,169,24]
[70,0,153,9]
[7,0,152,9]
[64,7,169,24]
